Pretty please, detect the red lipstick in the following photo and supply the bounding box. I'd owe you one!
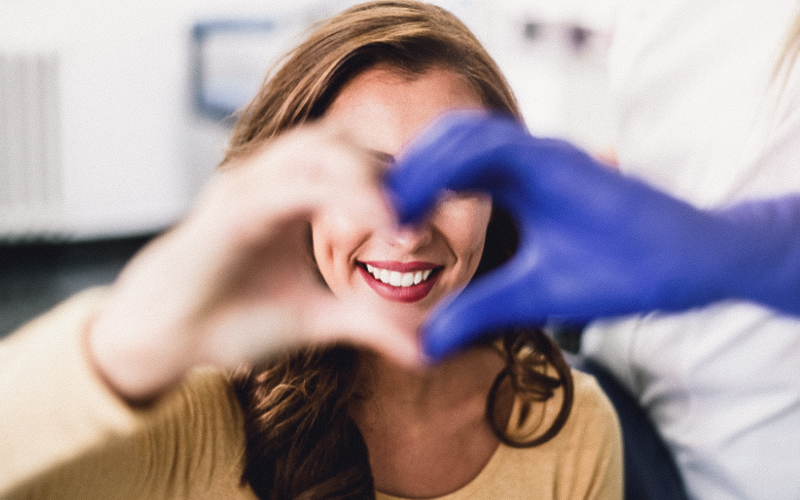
[358,261,441,303]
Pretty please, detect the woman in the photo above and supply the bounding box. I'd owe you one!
[0,2,622,499]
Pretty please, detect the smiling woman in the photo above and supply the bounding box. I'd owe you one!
[1,2,621,499]
[316,67,491,311]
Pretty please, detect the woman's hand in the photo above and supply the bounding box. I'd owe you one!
[88,122,420,402]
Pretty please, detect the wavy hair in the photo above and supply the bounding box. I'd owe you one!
[228,2,574,498]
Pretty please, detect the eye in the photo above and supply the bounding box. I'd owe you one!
[367,150,395,165]
[366,149,395,175]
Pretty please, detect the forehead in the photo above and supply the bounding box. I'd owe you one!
[325,65,484,156]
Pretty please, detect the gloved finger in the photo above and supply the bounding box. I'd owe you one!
[385,111,530,225]
[421,256,547,360]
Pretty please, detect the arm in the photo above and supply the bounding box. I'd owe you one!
[0,290,251,499]
[0,289,137,495]
[385,112,800,359]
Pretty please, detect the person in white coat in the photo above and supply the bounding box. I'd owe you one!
[386,2,800,499]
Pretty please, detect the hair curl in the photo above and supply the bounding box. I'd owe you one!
[230,2,573,499]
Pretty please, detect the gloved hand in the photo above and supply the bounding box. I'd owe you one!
[385,112,800,359]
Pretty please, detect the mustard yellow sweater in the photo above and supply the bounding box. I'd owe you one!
[0,289,622,499]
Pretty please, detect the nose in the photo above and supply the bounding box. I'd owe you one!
[382,224,434,252]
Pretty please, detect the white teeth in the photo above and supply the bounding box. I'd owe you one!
[363,264,436,287]
[389,271,402,286]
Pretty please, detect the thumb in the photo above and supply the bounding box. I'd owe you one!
[422,260,547,360]
[304,297,422,367]
[201,297,421,369]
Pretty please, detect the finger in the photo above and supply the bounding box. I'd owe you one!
[385,111,529,224]
[309,122,398,230]
[202,128,395,247]
[421,257,547,360]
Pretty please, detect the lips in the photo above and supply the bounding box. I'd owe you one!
[358,260,441,303]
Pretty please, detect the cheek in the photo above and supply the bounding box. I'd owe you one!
[310,212,368,293]
[434,196,492,272]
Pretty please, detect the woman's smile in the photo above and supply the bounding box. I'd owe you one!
[357,260,443,303]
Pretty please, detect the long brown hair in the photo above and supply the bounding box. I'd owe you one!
[229,2,574,498]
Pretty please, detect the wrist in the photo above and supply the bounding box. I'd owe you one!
[86,304,197,403]
[710,195,800,315]
[83,232,207,402]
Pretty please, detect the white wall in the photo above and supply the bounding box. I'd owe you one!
[0,0,617,240]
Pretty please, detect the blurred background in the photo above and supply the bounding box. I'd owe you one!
[0,0,618,336]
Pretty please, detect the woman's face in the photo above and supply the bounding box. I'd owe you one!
[313,66,492,329]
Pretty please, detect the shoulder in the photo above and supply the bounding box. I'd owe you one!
[507,368,620,445]
[570,369,620,426]
[549,369,622,458]
[492,369,623,499]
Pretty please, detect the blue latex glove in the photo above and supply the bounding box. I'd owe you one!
[385,112,800,359]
